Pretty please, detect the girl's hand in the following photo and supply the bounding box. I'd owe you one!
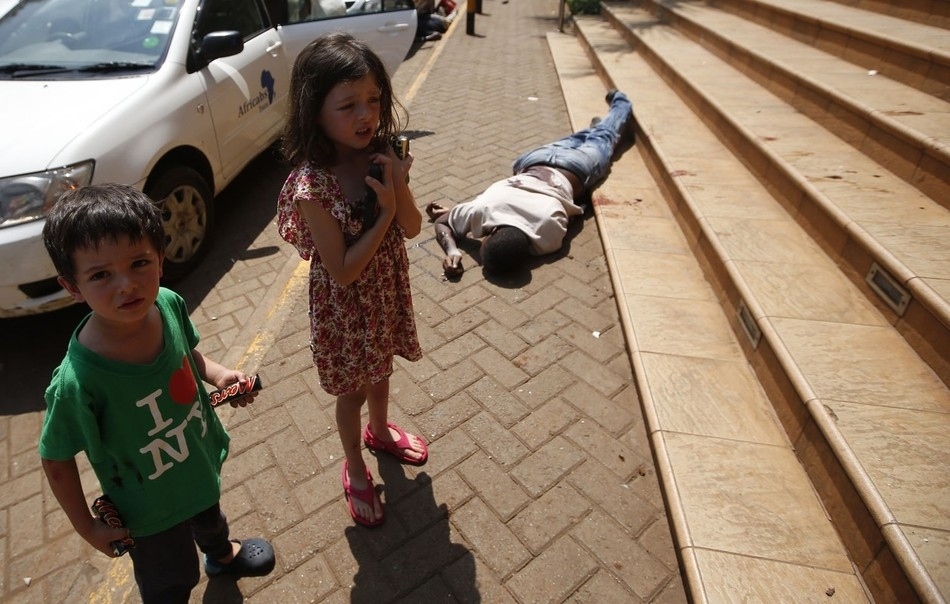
[366,153,397,215]
[389,145,413,184]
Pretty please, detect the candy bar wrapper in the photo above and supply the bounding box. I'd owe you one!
[209,374,263,407]
[91,495,135,556]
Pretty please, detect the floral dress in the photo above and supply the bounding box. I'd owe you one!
[277,162,422,396]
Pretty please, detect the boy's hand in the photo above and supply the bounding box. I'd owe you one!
[213,371,259,408]
[80,515,131,558]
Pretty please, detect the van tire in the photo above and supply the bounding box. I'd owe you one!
[147,166,214,282]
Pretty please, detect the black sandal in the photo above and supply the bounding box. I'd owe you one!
[204,538,275,578]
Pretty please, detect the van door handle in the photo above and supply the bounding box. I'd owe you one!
[377,23,410,33]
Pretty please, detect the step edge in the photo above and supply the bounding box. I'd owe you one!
[714,0,950,65]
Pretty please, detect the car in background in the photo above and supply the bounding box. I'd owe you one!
[0,0,417,317]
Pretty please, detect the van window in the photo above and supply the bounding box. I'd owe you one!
[283,0,413,23]
[0,0,177,72]
[196,0,269,41]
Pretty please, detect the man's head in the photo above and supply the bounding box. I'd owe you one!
[43,183,165,292]
[480,226,530,274]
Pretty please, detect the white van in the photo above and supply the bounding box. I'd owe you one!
[0,0,417,317]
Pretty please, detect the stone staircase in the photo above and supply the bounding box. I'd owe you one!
[546,0,949,601]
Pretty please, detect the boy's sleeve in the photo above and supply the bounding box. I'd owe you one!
[39,366,104,462]
[161,288,200,349]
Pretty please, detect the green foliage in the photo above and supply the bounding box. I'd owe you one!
[567,0,599,14]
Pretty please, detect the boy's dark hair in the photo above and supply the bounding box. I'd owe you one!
[481,226,530,274]
[42,183,165,283]
[282,31,404,167]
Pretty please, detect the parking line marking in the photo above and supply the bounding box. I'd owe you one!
[403,12,459,106]
[89,557,134,603]
[234,259,309,372]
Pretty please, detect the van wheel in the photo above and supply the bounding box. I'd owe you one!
[147,166,214,282]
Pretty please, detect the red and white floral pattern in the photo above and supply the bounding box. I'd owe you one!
[278,163,422,395]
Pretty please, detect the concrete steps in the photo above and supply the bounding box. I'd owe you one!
[605,0,950,386]
[710,0,950,102]
[820,0,950,31]
[547,0,950,601]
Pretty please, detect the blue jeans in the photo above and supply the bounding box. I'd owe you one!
[511,91,632,192]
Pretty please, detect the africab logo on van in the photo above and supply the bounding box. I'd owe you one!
[238,70,276,117]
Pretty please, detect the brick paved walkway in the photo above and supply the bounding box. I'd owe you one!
[1,0,688,601]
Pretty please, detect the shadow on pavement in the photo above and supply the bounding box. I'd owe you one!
[0,301,89,415]
[202,576,245,603]
[175,146,291,314]
[345,467,478,601]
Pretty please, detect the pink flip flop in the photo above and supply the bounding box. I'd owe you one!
[362,423,429,466]
[342,460,384,527]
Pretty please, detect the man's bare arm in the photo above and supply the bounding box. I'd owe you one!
[434,214,464,277]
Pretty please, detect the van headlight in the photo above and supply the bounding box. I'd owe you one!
[0,161,95,228]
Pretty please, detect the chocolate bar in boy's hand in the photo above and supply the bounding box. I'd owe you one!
[208,374,263,407]
[91,495,135,556]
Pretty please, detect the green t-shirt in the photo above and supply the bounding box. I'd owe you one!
[39,288,231,537]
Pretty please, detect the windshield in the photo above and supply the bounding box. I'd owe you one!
[0,0,179,78]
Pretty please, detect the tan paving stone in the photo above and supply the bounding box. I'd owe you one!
[452,498,532,579]
[515,364,582,410]
[567,569,639,603]
[457,452,530,521]
[421,358,484,402]
[572,511,673,600]
[444,553,517,604]
[471,346,531,390]
[508,482,592,554]
[511,436,587,498]
[562,380,638,434]
[506,536,599,603]
[461,412,530,469]
[252,554,337,602]
[567,460,659,536]
[512,332,575,375]
[511,397,582,450]
[465,376,530,427]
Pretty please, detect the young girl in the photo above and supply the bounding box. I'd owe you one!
[277,32,427,527]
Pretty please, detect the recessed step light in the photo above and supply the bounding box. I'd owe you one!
[738,300,761,348]
[865,262,911,316]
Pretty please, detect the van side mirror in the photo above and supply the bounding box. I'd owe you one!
[190,31,244,71]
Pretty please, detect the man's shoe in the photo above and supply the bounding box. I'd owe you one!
[605,89,620,103]
[590,116,602,128]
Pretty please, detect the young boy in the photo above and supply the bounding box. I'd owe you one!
[39,183,275,603]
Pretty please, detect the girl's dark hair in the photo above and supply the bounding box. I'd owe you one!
[282,31,405,167]
[42,183,165,283]
[481,226,531,274]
